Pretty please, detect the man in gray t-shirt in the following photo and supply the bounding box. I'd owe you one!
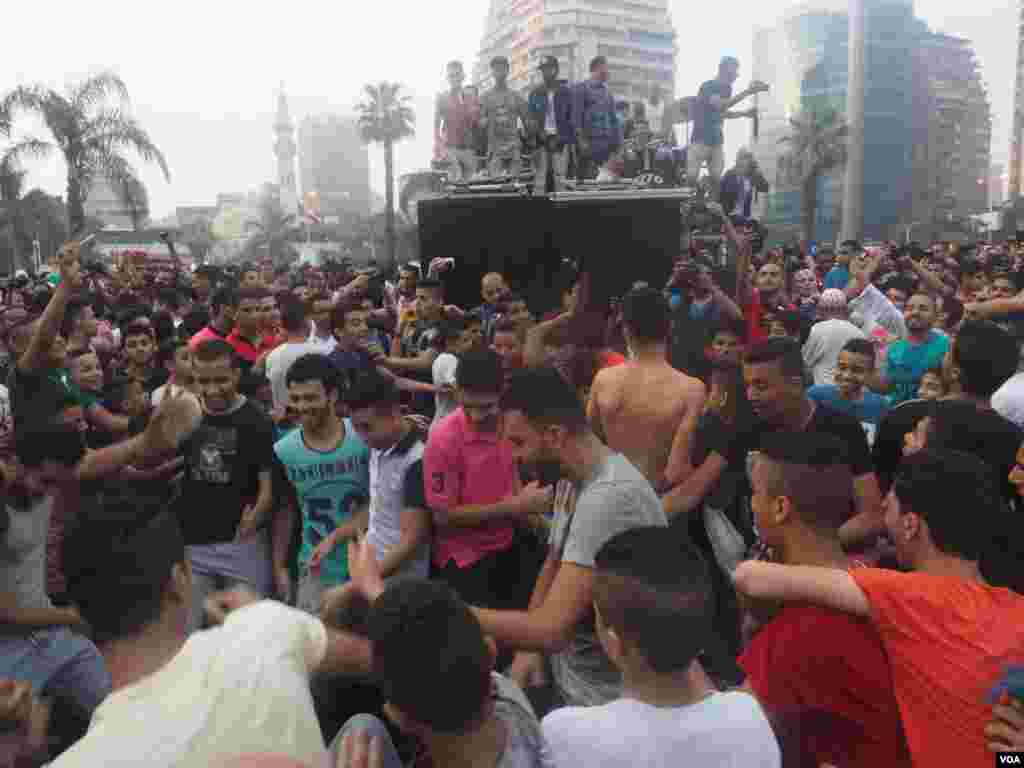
[472,367,667,707]
[481,56,527,177]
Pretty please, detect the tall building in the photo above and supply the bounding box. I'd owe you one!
[298,115,371,219]
[752,0,989,243]
[273,87,299,216]
[912,34,991,235]
[1011,0,1024,200]
[473,0,676,105]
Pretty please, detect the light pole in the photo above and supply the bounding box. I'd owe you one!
[904,221,918,244]
[841,0,865,242]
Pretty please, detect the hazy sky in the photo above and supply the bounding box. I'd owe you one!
[0,0,1015,219]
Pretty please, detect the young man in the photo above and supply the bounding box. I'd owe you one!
[189,285,236,350]
[273,354,370,612]
[424,350,548,610]
[734,450,1024,768]
[174,340,276,631]
[528,55,575,195]
[346,371,431,581]
[740,433,911,767]
[687,56,760,196]
[331,571,544,768]
[60,297,99,356]
[116,320,169,402]
[191,265,217,307]
[802,288,865,386]
[474,366,666,707]
[384,279,445,376]
[492,318,527,385]
[573,56,622,180]
[53,497,372,768]
[543,528,780,768]
[432,318,477,428]
[807,338,889,446]
[264,296,323,414]
[742,338,882,548]
[588,287,706,490]
[307,292,338,354]
[875,292,949,405]
[226,285,278,375]
[434,60,479,183]
[824,239,858,290]
[481,56,527,178]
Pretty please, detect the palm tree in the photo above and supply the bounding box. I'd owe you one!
[0,158,25,203]
[243,193,300,267]
[778,109,849,243]
[0,72,169,235]
[356,82,415,267]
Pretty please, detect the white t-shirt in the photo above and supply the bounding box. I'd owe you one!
[432,352,459,427]
[993,371,1024,428]
[51,601,329,768]
[545,91,557,135]
[266,341,328,411]
[541,692,780,768]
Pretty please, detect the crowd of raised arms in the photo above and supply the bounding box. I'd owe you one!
[1,213,1024,768]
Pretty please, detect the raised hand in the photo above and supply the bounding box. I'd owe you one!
[142,386,202,460]
[348,536,385,602]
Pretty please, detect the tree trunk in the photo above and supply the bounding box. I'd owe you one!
[67,169,85,237]
[801,175,818,244]
[384,138,396,269]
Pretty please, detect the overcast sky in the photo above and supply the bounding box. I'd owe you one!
[0,0,1015,219]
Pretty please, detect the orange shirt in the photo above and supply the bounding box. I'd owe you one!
[851,568,1024,768]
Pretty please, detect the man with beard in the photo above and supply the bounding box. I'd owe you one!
[872,293,948,406]
[472,366,665,707]
[174,340,276,631]
[273,354,369,613]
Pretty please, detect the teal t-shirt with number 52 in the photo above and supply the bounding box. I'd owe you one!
[273,419,370,585]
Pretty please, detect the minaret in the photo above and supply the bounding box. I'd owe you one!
[273,84,298,215]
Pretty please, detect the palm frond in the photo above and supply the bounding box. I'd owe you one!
[71,72,129,111]
[85,120,171,182]
[2,137,55,166]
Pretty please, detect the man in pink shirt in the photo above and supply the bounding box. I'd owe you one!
[424,349,553,609]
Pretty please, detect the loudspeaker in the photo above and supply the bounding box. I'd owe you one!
[417,196,557,311]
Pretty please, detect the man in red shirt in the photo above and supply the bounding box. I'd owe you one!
[434,60,480,183]
[423,349,551,609]
[735,449,1024,768]
[740,431,911,767]
[225,285,277,398]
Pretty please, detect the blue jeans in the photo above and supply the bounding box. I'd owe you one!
[328,714,403,768]
[0,628,110,714]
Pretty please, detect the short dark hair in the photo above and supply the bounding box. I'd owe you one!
[500,366,587,432]
[368,580,491,732]
[840,337,876,366]
[434,317,468,349]
[156,337,187,370]
[64,499,185,646]
[210,286,239,314]
[590,55,608,72]
[755,431,854,531]
[952,320,1017,398]
[594,527,711,674]
[193,339,239,368]
[285,353,340,396]
[279,295,307,333]
[417,279,444,295]
[490,55,509,69]
[346,369,401,413]
[180,307,210,339]
[892,450,1001,561]
[331,300,364,331]
[622,287,669,342]
[16,422,87,468]
[447,60,464,71]
[456,349,504,395]
[744,337,803,379]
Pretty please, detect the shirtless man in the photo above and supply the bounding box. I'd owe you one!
[588,286,706,490]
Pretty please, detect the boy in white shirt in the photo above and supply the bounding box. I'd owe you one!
[541,527,780,768]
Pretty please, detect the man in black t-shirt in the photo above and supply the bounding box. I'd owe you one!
[742,339,880,549]
[175,339,275,631]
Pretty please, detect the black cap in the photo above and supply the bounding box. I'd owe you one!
[538,55,559,71]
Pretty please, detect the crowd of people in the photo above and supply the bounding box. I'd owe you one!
[1,209,1024,768]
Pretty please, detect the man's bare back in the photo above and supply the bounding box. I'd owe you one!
[588,359,706,489]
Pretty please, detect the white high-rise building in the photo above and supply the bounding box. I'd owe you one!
[473,0,676,105]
